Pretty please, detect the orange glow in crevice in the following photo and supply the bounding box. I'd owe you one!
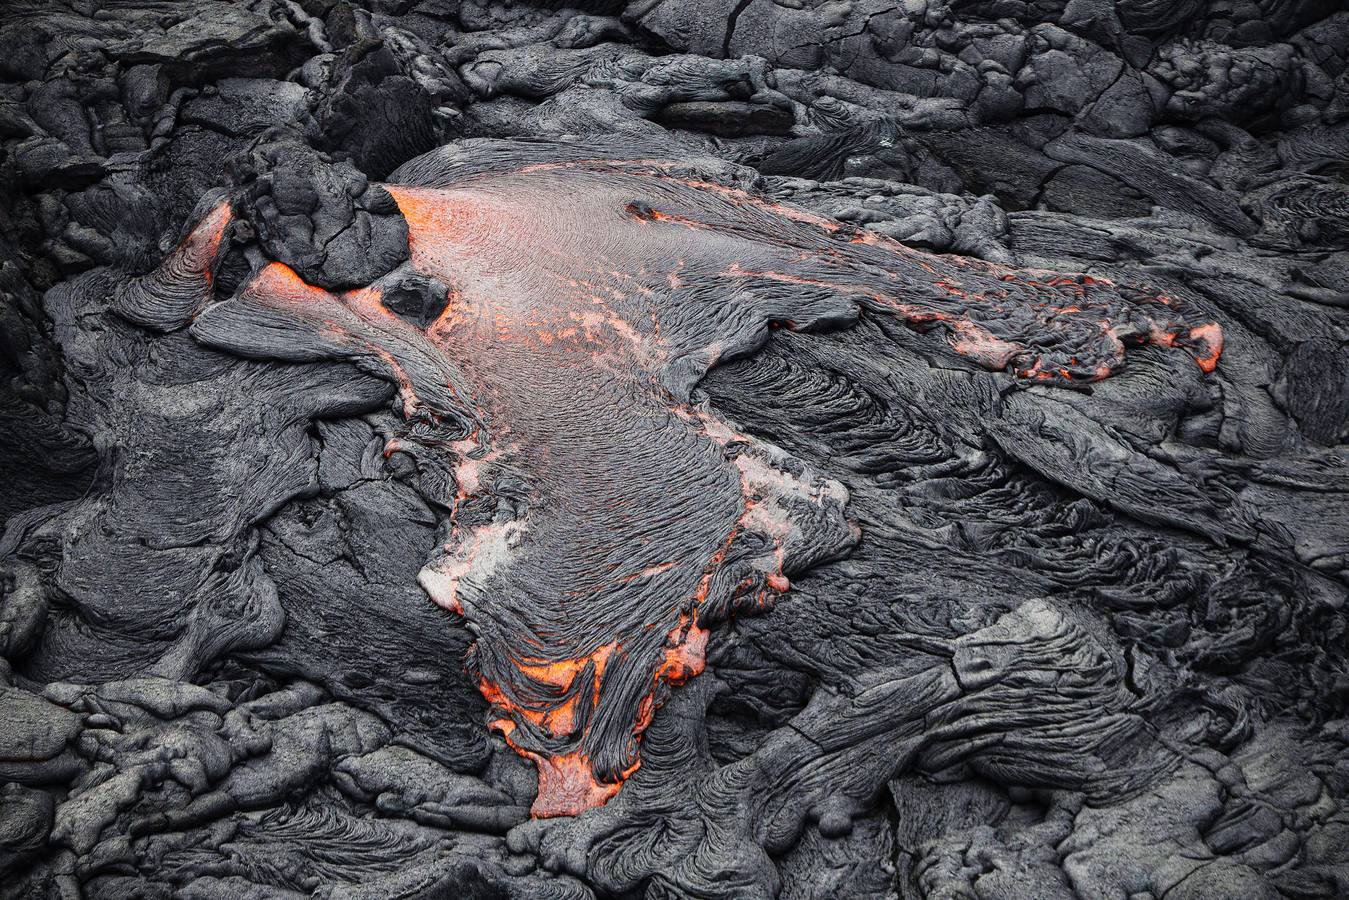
[478,641,625,816]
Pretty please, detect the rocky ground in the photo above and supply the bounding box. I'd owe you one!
[1,1,1348,898]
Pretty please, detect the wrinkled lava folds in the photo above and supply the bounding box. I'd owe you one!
[175,142,1221,817]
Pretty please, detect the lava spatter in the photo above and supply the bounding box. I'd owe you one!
[191,145,1221,818]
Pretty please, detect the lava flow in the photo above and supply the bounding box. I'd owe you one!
[186,145,1221,818]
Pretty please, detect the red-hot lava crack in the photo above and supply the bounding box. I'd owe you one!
[179,147,1221,818]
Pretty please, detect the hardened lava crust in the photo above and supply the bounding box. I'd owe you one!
[1,2,1347,899]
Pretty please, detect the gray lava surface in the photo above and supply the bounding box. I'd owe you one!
[1,1,1348,898]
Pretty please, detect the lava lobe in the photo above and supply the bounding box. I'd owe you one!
[177,143,1220,817]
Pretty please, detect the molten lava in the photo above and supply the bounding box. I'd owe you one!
[187,146,1221,818]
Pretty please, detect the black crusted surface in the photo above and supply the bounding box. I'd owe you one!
[1,1,1347,898]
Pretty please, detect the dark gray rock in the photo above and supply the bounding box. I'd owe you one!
[2,0,1347,897]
